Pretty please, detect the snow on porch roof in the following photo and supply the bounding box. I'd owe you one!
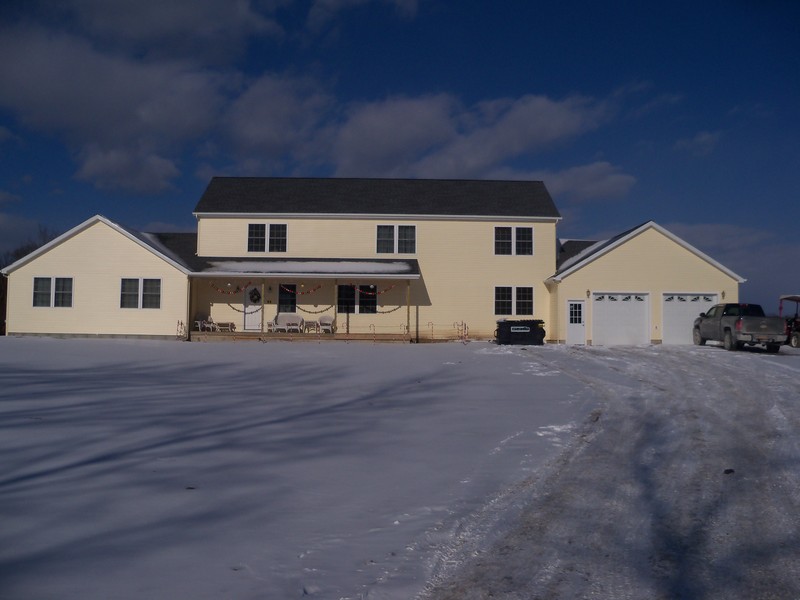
[193,257,420,279]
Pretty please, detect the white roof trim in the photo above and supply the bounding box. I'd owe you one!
[192,271,418,280]
[193,259,419,280]
[0,214,191,276]
[549,221,746,284]
[193,212,560,223]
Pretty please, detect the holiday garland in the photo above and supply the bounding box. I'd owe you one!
[225,303,263,314]
[346,283,397,296]
[209,281,253,295]
[297,304,335,315]
[280,284,323,296]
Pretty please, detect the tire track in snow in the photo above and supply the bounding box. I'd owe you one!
[421,345,800,600]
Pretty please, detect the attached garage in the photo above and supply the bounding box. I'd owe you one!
[547,222,745,345]
[592,293,649,345]
[662,294,717,345]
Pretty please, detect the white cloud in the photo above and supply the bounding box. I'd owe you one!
[674,130,721,157]
[414,95,608,178]
[308,0,419,29]
[0,11,619,193]
[0,27,229,190]
[36,0,283,63]
[492,161,636,203]
[0,125,14,143]
[333,95,456,176]
[664,222,773,257]
[0,190,21,205]
[330,93,610,178]
[75,145,180,192]
[225,74,333,160]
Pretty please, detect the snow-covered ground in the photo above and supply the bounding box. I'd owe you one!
[1,337,799,599]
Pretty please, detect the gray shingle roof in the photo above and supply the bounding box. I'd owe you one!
[151,232,420,278]
[194,177,560,219]
[557,240,599,269]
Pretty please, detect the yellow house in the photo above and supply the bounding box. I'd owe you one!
[1,216,190,337]
[0,178,744,344]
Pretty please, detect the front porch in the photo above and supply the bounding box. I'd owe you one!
[187,257,428,341]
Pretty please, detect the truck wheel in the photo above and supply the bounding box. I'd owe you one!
[766,344,780,354]
[692,328,706,346]
[792,333,800,348]
[723,331,737,351]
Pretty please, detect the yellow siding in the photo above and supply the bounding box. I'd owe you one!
[550,228,739,343]
[6,221,188,336]
[195,216,558,338]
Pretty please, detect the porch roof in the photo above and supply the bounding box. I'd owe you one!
[191,257,420,279]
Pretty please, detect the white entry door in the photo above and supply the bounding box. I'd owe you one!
[662,294,717,344]
[243,285,263,331]
[566,300,586,345]
[592,293,649,345]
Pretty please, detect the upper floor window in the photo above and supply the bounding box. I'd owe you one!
[248,224,265,252]
[33,277,73,308]
[248,223,287,253]
[120,278,161,309]
[377,225,415,254]
[495,227,533,255]
[269,224,287,252]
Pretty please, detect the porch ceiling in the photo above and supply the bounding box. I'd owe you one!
[191,257,420,279]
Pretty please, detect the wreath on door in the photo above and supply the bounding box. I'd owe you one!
[248,288,262,304]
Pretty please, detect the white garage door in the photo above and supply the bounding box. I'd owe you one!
[592,293,649,345]
[662,294,717,345]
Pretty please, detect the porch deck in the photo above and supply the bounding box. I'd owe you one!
[189,330,413,343]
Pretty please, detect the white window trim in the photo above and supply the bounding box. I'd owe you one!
[268,223,288,252]
[376,224,416,254]
[495,226,534,256]
[494,285,535,316]
[32,276,73,308]
[337,283,378,314]
[247,223,288,253]
[120,278,162,310]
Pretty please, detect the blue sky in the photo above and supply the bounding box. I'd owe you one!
[1,0,798,310]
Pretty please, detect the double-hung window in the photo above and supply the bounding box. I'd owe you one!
[278,284,296,313]
[248,224,266,252]
[377,225,415,254]
[268,224,287,252]
[248,223,287,253]
[33,277,73,307]
[120,278,161,309]
[494,227,533,255]
[337,284,377,314]
[495,286,534,315]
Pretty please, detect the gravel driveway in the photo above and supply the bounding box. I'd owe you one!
[422,344,800,600]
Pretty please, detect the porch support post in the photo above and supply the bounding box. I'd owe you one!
[186,277,193,340]
[406,280,411,338]
[260,281,265,334]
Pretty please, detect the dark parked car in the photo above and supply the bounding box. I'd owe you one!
[693,303,786,353]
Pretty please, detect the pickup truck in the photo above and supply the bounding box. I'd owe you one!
[693,303,786,353]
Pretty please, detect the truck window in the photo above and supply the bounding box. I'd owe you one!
[742,305,765,317]
[724,306,740,317]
